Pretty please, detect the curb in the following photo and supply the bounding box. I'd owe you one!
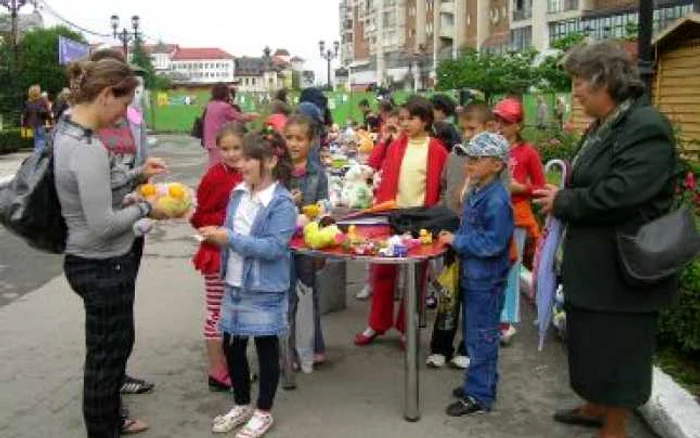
[519,270,700,438]
[639,367,700,438]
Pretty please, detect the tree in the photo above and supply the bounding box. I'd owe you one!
[0,25,85,124]
[436,48,539,102]
[130,37,156,90]
[536,32,586,93]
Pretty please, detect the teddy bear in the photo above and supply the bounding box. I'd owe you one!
[340,164,374,209]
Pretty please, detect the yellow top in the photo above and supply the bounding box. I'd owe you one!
[397,137,429,208]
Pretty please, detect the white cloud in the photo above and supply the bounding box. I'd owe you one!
[39,0,342,84]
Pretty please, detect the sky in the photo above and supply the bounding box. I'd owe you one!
[38,0,342,83]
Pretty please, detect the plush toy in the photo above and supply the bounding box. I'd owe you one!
[356,129,374,155]
[329,175,344,208]
[303,217,344,250]
[341,164,374,209]
[138,182,193,218]
[419,229,433,245]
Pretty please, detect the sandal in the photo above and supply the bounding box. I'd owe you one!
[121,418,149,435]
[235,410,274,438]
[554,408,604,428]
[212,405,253,434]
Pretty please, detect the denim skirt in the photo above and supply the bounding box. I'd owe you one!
[219,286,289,337]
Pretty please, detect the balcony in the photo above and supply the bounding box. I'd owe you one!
[513,8,533,21]
[440,24,455,38]
[547,0,580,14]
[440,0,454,14]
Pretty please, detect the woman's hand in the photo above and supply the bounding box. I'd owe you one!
[533,184,560,215]
[438,231,455,246]
[142,158,168,180]
[198,226,229,247]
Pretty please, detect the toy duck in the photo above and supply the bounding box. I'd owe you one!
[419,229,433,245]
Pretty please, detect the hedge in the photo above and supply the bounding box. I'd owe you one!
[0,129,33,154]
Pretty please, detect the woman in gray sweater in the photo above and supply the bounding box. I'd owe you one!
[55,58,167,438]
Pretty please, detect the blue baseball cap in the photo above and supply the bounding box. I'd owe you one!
[457,132,510,162]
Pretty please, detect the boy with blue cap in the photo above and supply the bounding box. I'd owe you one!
[438,132,514,416]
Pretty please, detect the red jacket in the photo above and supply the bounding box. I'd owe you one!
[376,134,448,207]
[191,163,243,274]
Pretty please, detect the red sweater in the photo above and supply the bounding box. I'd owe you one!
[191,163,243,274]
[376,134,448,207]
[509,142,545,204]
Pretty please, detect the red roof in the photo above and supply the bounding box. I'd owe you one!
[172,48,235,61]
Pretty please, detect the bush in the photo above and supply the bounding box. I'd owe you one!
[658,259,700,353]
[522,125,580,165]
[0,129,33,154]
[658,159,700,354]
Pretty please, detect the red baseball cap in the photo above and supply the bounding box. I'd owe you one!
[493,98,524,124]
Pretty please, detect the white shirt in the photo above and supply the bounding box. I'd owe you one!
[225,182,278,287]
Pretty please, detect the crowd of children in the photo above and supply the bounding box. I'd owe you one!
[186,89,545,437]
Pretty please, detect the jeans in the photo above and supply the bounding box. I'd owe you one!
[462,283,506,409]
[33,125,46,153]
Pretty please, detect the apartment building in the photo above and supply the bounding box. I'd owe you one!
[338,0,695,88]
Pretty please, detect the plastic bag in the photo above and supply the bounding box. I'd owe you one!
[294,280,315,374]
[435,262,459,331]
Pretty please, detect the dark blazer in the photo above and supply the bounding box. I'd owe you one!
[553,96,679,313]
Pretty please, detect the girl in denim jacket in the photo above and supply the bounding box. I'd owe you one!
[199,128,296,438]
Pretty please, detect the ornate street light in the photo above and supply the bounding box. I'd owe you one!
[110,14,141,58]
[319,40,340,89]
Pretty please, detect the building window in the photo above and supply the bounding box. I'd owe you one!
[510,26,532,51]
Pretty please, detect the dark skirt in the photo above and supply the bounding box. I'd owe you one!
[567,306,658,408]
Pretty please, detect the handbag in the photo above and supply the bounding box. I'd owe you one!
[0,131,67,254]
[388,206,460,237]
[616,207,700,287]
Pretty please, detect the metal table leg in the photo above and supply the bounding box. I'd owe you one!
[279,333,296,390]
[418,262,427,328]
[404,261,420,421]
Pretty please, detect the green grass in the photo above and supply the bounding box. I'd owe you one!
[656,345,700,398]
[146,89,572,134]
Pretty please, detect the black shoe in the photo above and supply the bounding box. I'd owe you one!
[121,375,155,395]
[553,408,604,428]
[452,386,465,399]
[446,396,487,417]
[208,376,231,392]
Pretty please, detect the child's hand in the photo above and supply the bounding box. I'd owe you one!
[291,189,303,206]
[142,157,168,180]
[198,226,229,247]
[438,231,455,246]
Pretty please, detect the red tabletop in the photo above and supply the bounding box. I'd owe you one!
[290,224,448,262]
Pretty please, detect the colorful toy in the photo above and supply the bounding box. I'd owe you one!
[340,164,374,209]
[303,218,344,250]
[138,182,193,218]
[419,229,433,245]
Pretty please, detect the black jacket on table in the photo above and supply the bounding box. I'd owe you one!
[553,96,679,313]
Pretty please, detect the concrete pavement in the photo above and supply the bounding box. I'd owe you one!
[0,136,660,438]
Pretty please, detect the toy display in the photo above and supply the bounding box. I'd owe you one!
[303,217,344,250]
[340,164,374,209]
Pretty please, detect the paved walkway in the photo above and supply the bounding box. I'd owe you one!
[0,137,658,438]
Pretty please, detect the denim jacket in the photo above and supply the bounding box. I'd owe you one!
[220,183,297,293]
[453,179,514,290]
[291,160,329,206]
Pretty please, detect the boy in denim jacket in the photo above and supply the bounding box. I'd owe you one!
[438,132,514,417]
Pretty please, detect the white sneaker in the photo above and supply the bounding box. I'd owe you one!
[449,355,471,369]
[500,325,518,346]
[236,410,274,438]
[356,285,372,300]
[425,354,446,368]
[212,405,253,433]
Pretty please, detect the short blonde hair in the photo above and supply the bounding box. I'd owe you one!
[28,85,41,101]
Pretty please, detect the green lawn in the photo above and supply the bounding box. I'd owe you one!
[146,89,571,134]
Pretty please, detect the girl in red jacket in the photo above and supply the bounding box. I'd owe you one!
[355,96,448,347]
[191,122,245,391]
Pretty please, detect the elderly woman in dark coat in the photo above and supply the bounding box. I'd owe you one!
[534,41,678,438]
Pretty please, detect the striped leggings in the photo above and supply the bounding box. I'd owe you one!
[203,274,226,340]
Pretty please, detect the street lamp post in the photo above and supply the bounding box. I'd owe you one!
[637,0,654,94]
[319,40,339,89]
[110,14,141,59]
[1,0,28,62]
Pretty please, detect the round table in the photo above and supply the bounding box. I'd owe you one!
[287,224,448,422]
